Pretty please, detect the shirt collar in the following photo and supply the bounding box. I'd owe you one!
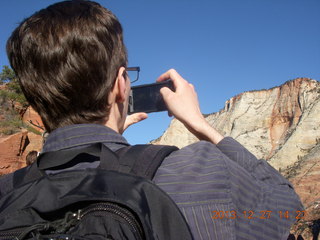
[42,124,129,152]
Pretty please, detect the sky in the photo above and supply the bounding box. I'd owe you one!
[1,0,320,145]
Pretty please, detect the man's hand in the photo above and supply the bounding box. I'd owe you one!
[121,112,148,134]
[157,69,223,144]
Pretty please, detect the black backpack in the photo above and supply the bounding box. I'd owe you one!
[0,143,193,240]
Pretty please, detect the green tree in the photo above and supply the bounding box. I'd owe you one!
[0,66,33,135]
[0,65,28,107]
[0,65,15,84]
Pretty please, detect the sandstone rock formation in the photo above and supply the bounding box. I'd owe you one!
[284,144,320,239]
[22,106,45,131]
[0,131,42,175]
[0,106,44,176]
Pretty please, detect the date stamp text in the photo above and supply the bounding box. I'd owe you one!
[210,210,306,220]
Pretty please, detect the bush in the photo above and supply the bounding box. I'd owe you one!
[26,125,42,135]
[0,115,24,135]
[0,66,32,136]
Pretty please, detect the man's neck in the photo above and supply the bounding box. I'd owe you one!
[104,104,124,134]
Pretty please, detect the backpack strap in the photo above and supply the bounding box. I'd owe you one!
[13,143,178,187]
[102,144,178,180]
[13,144,108,187]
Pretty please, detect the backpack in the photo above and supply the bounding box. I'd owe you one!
[0,143,193,240]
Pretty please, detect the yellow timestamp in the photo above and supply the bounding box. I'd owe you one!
[210,210,306,220]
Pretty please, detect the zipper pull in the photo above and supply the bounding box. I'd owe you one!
[77,209,82,220]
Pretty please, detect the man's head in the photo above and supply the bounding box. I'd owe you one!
[6,0,128,132]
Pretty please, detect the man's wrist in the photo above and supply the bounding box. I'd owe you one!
[184,118,224,145]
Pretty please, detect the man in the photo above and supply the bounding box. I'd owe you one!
[1,1,303,239]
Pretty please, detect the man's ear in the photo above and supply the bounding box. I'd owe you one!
[115,67,127,103]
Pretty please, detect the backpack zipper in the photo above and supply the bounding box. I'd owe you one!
[0,203,144,240]
[0,228,24,239]
[77,202,144,239]
[0,202,144,240]
[0,224,49,240]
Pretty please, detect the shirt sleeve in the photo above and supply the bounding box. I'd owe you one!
[216,137,295,188]
[216,137,304,239]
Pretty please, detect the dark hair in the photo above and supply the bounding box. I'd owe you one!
[26,150,38,166]
[7,0,127,132]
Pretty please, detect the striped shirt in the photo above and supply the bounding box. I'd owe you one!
[0,124,303,239]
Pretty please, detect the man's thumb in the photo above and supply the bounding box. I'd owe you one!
[160,87,173,101]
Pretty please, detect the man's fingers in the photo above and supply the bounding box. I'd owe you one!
[157,69,177,82]
[157,69,186,88]
[123,112,148,132]
[129,112,148,124]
